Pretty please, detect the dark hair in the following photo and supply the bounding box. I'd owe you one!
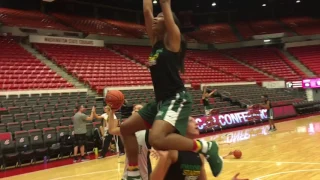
[76,105,82,111]
[172,13,186,73]
[262,94,268,99]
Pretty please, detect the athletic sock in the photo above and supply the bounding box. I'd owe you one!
[193,140,209,154]
[192,140,202,152]
[127,163,140,177]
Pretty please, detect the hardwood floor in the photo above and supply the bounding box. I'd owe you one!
[5,115,320,180]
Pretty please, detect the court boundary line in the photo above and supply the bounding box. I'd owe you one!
[49,169,118,180]
[253,169,320,179]
[223,160,320,165]
[2,154,118,179]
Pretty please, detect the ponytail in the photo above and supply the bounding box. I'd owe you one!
[179,35,187,74]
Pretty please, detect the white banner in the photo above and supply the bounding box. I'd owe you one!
[29,35,104,47]
[286,81,302,88]
[253,33,286,40]
[262,81,285,89]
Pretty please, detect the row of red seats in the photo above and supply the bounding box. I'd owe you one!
[0,37,73,91]
[187,50,274,82]
[287,45,320,76]
[0,84,73,90]
[34,43,151,93]
[1,8,319,42]
[227,48,305,81]
[0,8,72,31]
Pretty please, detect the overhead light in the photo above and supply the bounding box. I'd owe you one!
[296,0,301,3]
[264,39,271,42]
[262,4,266,6]
[212,2,217,6]
[153,0,157,4]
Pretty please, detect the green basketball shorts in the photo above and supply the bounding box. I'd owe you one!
[138,91,193,136]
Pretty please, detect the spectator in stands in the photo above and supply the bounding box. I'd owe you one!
[73,105,95,162]
[202,86,217,115]
[260,95,276,131]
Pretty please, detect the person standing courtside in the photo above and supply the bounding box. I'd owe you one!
[202,86,217,116]
[260,95,276,131]
[73,105,95,162]
[94,105,119,158]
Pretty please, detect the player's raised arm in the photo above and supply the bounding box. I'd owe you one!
[159,0,181,52]
[199,154,207,180]
[107,110,121,136]
[143,0,155,45]
[150,150,174,180]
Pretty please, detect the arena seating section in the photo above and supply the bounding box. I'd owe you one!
[287,45,320,76]
[33,43,151,94]
[112,45,240,84]
[0,8,72,31]
[0,92,105,168]
[1,8,319,42]
[235,20,294,40]
[121,88,244,116]
[280,17,320,36]
[187,50,274,83]
[186,23,239,44]
[226,48,306,81]
[208,84,304,108]
[101,19,147,38]
[52,13,136,38]
[0,37,73,90]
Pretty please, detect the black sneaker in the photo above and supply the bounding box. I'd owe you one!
[97,156,105,159]
[81,157,90,162]
[73,158,78,163]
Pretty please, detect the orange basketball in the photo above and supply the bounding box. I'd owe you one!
[233,150,242,159]
[105,90,125,111]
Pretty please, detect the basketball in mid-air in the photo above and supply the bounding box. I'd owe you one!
[233,150,242,159]
[105,90,125,111]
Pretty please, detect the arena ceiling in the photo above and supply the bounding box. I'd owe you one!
[62,0,316,14]
[0,0,318,20]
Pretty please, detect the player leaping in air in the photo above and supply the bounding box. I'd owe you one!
[119,1,223,179]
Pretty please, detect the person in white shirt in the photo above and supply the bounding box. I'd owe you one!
[95,105,117,158]
[108,104,151,180]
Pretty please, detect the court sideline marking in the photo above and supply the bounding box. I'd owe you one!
[223,160,320,165]
[49,169,118,180]
[253,169,320,179]
[47,160,320,180]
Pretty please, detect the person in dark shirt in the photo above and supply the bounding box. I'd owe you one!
[260,95,276,131]
[202,86,217,116]
[150,117,248,180]
[119,0,223,179]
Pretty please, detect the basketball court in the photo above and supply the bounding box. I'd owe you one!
[3,115,320,180]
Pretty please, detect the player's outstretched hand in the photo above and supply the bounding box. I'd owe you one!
[149,148,159,160]
[149,148,169,160]
[232,173,249,180]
